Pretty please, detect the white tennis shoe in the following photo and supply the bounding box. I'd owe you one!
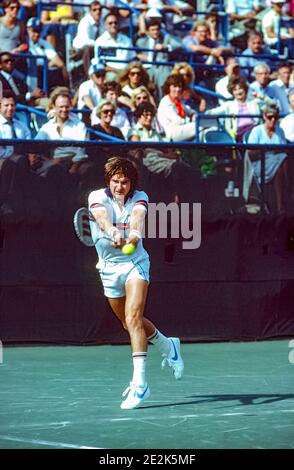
[161,337,184,380]
[120,382,150,409]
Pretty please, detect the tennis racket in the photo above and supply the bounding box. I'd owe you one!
[73,207,114,247]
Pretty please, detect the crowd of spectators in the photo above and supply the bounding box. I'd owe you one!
[0,0,294,217]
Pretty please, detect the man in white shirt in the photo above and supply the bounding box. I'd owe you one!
[73,1,102,50]
[94,12,135,79]
[72,1,103,74]
[248,63,278,104]
[239,31,275,79]
[77,61,106,110]
[269,63,294,114]
[27,17,69,90]
[36,92,88,167]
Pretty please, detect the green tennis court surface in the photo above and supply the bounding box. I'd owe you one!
[0,341,294,449]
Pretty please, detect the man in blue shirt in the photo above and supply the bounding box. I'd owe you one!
[239,31,275,80]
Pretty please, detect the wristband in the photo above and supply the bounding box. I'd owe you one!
[129,229,142,239]
[108,226,120,241]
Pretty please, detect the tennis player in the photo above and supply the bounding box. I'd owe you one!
[88,157,184,409]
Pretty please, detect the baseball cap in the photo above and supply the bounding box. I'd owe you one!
[88,59,106,76]
[27,18,42,32]
[271,0,286,3]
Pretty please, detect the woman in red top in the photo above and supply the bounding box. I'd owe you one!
[157,74,196,141]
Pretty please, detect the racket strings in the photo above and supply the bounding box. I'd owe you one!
[81,215,92,237]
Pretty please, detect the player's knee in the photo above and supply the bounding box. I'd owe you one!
[125,308,143,332]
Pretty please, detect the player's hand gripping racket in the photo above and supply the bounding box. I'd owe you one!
[73,207,136,255]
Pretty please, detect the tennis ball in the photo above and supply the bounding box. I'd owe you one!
[122,243,136,255]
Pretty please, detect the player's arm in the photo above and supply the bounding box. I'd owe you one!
[90,203,123,247]
[126,203,147,246]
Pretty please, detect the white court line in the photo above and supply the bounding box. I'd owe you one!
[223,427,249,433]
[110,418,133,422]
[0,435,104,449]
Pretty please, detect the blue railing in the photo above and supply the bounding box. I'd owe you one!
[13,103,288,144]
[96,45,226,73]
[13,52,49,93]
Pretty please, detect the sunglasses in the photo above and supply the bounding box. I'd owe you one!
[9,5,19,10]
[130,70,141,76]
[101,109,115,115]
[91,7,102,12]
[265,115,277,120]
[136,95,148,101]
[107,21,118,25]
[1,58,14,64]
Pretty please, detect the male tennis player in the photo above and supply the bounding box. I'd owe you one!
[88,157,184,409]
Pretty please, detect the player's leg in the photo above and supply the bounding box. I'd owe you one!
[108,297,159,338]
[108,297,184,381]
[120,278,150,409]
[108,297,127,328]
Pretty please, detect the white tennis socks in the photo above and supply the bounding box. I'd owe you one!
[148,329,171,356]
[132,352,147,387]
[131,330,172,387]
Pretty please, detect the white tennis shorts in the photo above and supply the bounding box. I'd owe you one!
[97,256,150,298]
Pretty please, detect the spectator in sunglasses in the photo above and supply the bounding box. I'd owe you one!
[94,13,135,80]
[247,104,288,213]
[118,62,155,109]
[90,99,125,141]
[0,0,27,54]
[0,51,45,112]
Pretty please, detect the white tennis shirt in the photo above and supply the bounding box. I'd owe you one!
[88,188,149,265]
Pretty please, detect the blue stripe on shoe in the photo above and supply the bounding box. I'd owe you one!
[170,339,178,361]
[135,386,149,399]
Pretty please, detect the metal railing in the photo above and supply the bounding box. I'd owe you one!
[13,53,49,93]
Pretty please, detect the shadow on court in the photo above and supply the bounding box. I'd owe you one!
[141,394,294,410]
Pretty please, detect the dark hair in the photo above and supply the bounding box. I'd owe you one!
[0,51,12,61]
[162,74,185,96]
[104,12,119,24]
[90,1,101,9]
[2,0,19,9]
[146,19,161,29]
[248,30,264,41]
[134,101,156,119]
[0,89,15,101]
[102,81,122,98]
[277,62,292,72]
[104,157,138,192]
[227,77,248,95]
